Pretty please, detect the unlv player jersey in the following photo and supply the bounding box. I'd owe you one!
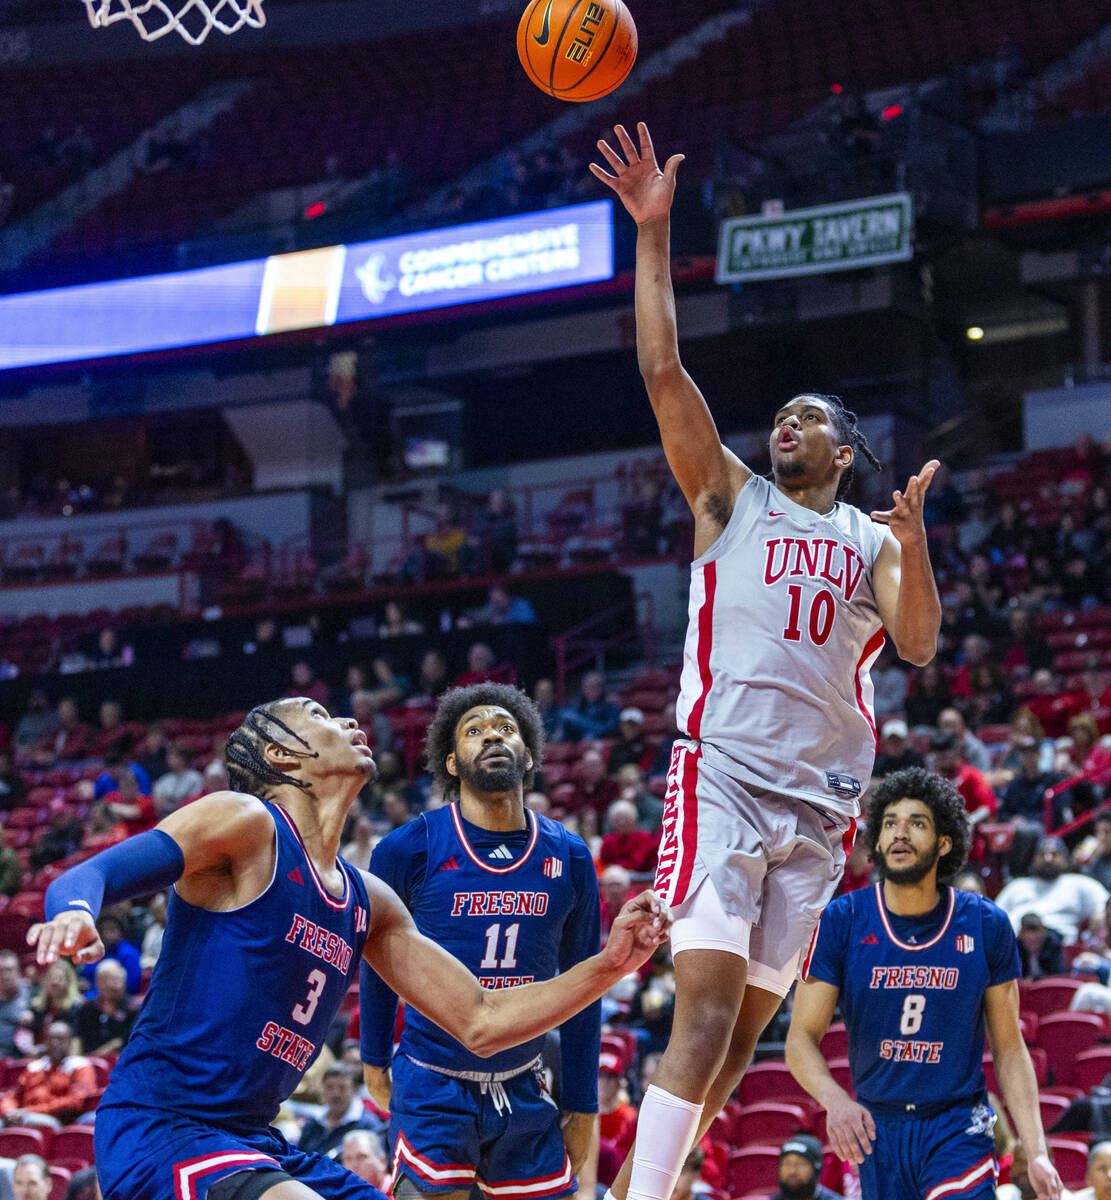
[804,884,1020,1108]
[102,800,370,1131]
[677,473,888,817]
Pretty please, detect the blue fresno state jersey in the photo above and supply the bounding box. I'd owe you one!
[362,804,601,1095]
[102,800,370,1130]
[804,884,1020,1108]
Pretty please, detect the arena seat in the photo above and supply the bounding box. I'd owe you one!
[737,1061,809,1106]
[49,1124,95,1166]
[733,1102,811,1148]
[48,1165,70,1200]
[725,1147,781,1195]
[0,1127,46,1158]
[1037,1012,1105,1084]
[1048,1138,1090,1189]
[1069,1047,1111,1092]
[1023,977,1086,1016]
[1038,1093,1071,1132]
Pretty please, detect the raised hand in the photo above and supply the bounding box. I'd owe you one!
[601,889,671,974]
[589,122,684,226]
[27,908,103,967]
[870,459,939,546]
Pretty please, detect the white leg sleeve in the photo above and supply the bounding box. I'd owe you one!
[627,1085,704,1200]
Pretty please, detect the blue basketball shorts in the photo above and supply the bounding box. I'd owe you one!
[388,1055,576,1200]
[858,1098,997,1200]
[94,1102,386,1200]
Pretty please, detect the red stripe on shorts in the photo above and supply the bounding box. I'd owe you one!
[686,561,717,739]
[673,746,701,905]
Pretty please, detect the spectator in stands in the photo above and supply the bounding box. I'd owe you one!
[423,503,470,578]
[533,678,569,742]
[286,660,330,707]
[29,803,83,873]
[607,708,650,774]
[11,1155,50,1200]
[473,490,518,572]
[524,790,550,814]
[998,736,1067,875]
[671,1146,708,1200]
[32,698,91,765]
[648,702,680,781]
[340,1130,388,1190]
[873,719,925,777]
[73,960,134,1055]
[297,1065,386,1155]
[996,708,1057,779]
[0,1020,95,1127]
[348,694,393,758]
[362,658,410,712]
[101,767,157,838]
[953,869,985,894]
[12,692,57,760]
[628,943,675,1055]
[93,700,129,757]
[465,584,537,627]
[870,644,909,719]
[1071,1140,1111,1200]
[1025,668,1088,738]
[93,741,151,801]
[0,953,29,1059]
[140,893,167,973]
[931,732,997,831]
[454,642,515,688]
[562,671,620,740]
[136,720,171,782]
[381,789,412,831]
[341,815,375,871]
[79,913,141,997]
[202,734,229,792]
[904,661,952,728]
[618,764,663,832]
[0,829,21,899]
[1015,912,1064,979]
[599,865,633,942]
[152,744,204,815]
[1078,815,1111,893]
[771,1131,843,1200]
[1001,608,1052,676]
[1065,713,1111,792]
[1080,659,1111,734]
[27,961,80,1043]
[573,747,619,820]
[378,601,424,638]
[63,1167,99,1200]
[90,627,132,670]
[937,708,992,773]
[0,752,25,812]
[412,649,449,703]
[995,836,1109,944]
[600,800,658,875]
[598,1050,637,1179]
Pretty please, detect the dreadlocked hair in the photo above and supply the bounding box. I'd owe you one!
[864,766,971,883]
[799,393,884,500]
[225,700,318,799]
[425,683,545,799]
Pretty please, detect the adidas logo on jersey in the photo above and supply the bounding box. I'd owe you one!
[860,933,879,945]
[287,867,304,885]
[439,857,460,871]
[488,845,514,861]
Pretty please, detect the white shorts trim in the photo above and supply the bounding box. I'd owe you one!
[670,877,801,997]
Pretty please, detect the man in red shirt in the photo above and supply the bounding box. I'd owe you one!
[101,767,157,838]
[600,801,659,876]
[931,732,998,860]
[1023,668,1089,738]
[0,1019,96,1127]
[573,748,620,821]
[598,1051,638,1187]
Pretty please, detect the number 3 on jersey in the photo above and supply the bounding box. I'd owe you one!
[783,584,836,646]
[292,968,327,1025]
[900,993,926,1035]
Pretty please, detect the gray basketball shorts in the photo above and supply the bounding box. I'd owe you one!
[653,739,857,982]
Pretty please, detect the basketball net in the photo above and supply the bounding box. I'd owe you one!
[83,0,265,44]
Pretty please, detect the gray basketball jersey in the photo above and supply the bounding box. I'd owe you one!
[676,473,888,818]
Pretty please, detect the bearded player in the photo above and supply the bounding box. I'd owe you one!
[589,122,942,1200]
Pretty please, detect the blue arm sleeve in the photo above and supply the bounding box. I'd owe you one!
[801,897,850,989]
[557,836,602,1113]
[44,830,185,922]
[360,820,426,1069]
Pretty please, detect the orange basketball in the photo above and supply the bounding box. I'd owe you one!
[517,0,638,103]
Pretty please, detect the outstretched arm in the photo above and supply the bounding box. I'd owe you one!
[985,980,1062,1200]
[362,874,669,1058]
[872,460,941,666]
[590,123,748,532]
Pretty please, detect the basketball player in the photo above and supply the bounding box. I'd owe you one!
[27,699,669,1200]
[361,683,600,1200]
[786,768,1062,1200]
[588,121,942,1200]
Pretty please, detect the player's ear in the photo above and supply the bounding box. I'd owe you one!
[263,740,302,774]
[445,752,459,779]
[835,443,854,471]
[938,834,953,862]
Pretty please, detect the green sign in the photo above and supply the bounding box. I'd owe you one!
[715,192,914,283]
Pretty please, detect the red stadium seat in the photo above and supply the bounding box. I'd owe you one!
[49,1124,95,1166]
[48,1165,70,1200]
[1037,1012,1104,1084]
[1070,1047,1111,1092]
[1048,1138,1090,1189]
[1039,1094,1072,1133]
[738,1062,810,1106]
[1024,977,1086,1016]
[0,1127,46,1158]
[725,1147,781,1195]
[734,1102,810,1147]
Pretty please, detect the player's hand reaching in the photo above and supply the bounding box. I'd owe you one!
[1026,1153,1063,1200]
[589,122,684,226]
[823,1091,876,1165]
[600,889,671,974]
[870,459,939,546]
[27,909,104,968]
[363,1064,391,1115]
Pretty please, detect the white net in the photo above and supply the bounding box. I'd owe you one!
[83,0,265,44]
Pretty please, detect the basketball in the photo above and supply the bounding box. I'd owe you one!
[517,0,638,102]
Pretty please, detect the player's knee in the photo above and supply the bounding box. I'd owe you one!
[673,997,740,1060]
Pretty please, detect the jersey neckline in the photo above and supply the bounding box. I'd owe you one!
[872,882,956,951]
[270,801,351,910]
[448,804,539,875]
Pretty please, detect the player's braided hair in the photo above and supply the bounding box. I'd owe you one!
[799,393,884,500]
[225,700,319,799]
[864,766,971,883]
[425,683,545,799]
